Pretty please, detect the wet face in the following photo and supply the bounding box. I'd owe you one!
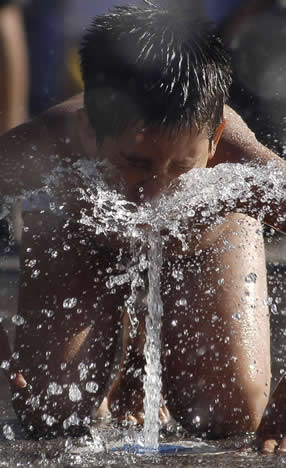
[77,110,221,203]
[96,125,217,203]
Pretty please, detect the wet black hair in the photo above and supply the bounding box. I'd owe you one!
[79,2,232,144]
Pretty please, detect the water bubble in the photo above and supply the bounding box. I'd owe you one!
[69,383,82,402]
[12,314,25,325]
[63,412,80,430]
[192,415,201,428]
[31,269,40,279]
[232,313,241,321]
[85,382,99,393]
[78,362,88,381]
[3,424,15,440]
[172,269,184,281]
[49,249,58,258]
[63,298,77,309]
[217,278,225,286]
[175,298,187,307]
[47,382,63,396]
[42,414,57,426]
[41,309,55,318]
[197,346,207,356]
[171,319,177,327]
[245,272,257,283]
[0,360,10,370]
[63,244,71,251]
[264,297,273,306]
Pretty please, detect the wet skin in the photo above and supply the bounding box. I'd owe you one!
[11,118,270,441]
[0,95,285,450]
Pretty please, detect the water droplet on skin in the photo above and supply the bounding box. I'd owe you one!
[245,272,257,283]
[63,298,77,309]
[197,346,207,356]
[232,313,241,321]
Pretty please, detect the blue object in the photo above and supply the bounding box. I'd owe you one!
[112,443,195,455]
[204,0,243,24]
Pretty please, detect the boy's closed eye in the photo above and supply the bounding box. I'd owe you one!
[120,152,152,170]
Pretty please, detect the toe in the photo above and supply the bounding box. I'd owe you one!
[277,436,286,455]
[261,438,278,454]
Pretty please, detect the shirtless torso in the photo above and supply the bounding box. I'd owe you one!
[0,94,285,449]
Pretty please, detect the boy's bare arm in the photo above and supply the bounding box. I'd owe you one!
[213,105,286,234]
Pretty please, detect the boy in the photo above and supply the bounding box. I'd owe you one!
[0,4,285,454]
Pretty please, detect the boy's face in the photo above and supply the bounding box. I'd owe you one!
[79,112,221,203]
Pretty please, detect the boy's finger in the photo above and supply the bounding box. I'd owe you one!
[13,372,27,388]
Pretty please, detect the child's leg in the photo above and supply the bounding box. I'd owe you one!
[162,213,271,437]
[11,213,125,437]
[106,305,146,421]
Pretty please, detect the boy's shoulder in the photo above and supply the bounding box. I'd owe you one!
[0,94,84,197]
[1,93,83,154]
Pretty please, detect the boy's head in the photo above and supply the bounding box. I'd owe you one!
[78,3,232,201]
[80,2,231,145]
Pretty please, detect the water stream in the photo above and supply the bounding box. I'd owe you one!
[143,232,164,450]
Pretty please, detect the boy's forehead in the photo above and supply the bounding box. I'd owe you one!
[111,124,209,150]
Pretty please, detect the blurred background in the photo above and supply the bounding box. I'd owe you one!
[0,0,286,400]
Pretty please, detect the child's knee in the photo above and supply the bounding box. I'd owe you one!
[167,379,270,437]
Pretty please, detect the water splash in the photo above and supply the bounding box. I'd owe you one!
[143,231,163,449]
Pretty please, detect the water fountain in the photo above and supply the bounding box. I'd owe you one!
[1,158,285,463]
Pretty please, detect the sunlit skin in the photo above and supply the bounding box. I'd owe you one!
[0,95,285,453]
[78,109,271,438]
[78,109,222,204]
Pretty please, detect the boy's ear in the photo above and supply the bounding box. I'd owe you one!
[76,108,97,158]
[208,119,226,159]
